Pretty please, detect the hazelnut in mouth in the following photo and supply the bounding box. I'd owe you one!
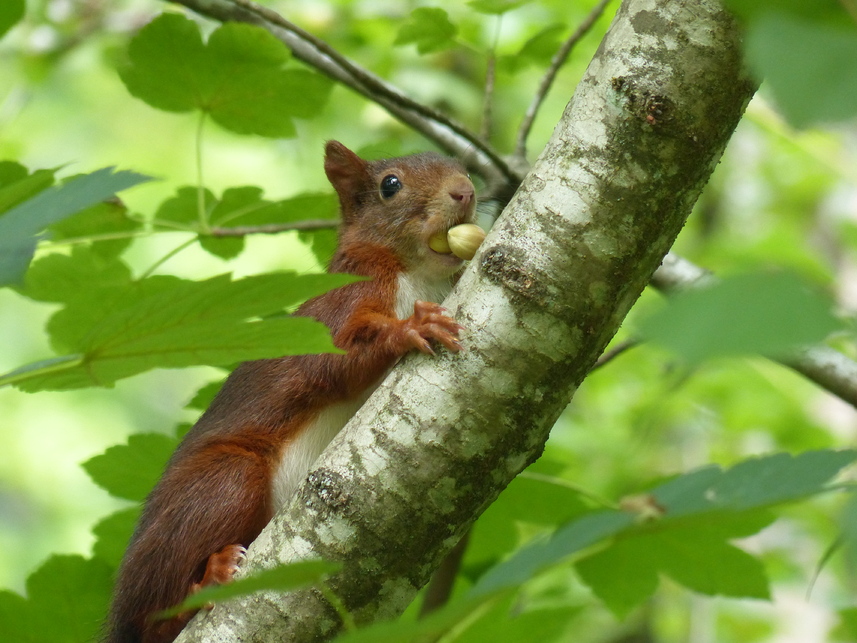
[428,223,486,260]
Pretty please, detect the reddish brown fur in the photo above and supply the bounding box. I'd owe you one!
[105,142,474,643]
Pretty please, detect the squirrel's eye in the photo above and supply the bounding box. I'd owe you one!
[380,175,402,199]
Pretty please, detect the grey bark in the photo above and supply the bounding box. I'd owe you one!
[177,0,755,640]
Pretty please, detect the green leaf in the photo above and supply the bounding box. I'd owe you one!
[0,591,32,643]
[839,490,857,575]
[154,186,215,228]
[503,474,592,525]
[154,186,242,258]
[186,379,226,411]
[467,473,591,565]
[49,198,141,259]
[153,187,339,259]
[199,235,245,259]
[17,246,133,304]
[724,0,850,27]
[834,607,857,640]
[301,228,339,267]
[4,271,357,391]
[467,0,531,15]
[92,508,141,568]
[119,13,211,112]
[209,186,266,226]
[119,14,332,137]
[394,8,458,54]
[2,556,114,643]
[745,12,857,128]
[224,191,339,228]
[576,529,770,617]
[470,511,635,596]
[472,450,855,607]
[0,163,55,213]
[575,541,658,618]
[0,0,25,40]
[0,167,151,287]
[453,595,577,643]
[82,433,179,501]
[654,449,857,514]
[165,560,340,615]
[333,594,504,643]
[638,271,842,363]
[574,450,855,614]
[501,23,566,71]
[658,532,769,599]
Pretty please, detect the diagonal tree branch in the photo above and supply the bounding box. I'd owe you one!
[176,0,755,640]
[165,0,522,194]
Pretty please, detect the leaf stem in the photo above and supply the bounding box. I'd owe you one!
[41,229,153,248]
[0,354,85,389]
[196,111,210,232]
[139,236,198,279]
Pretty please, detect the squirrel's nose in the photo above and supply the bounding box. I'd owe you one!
[449,181,474,207]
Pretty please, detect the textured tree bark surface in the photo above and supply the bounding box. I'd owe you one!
[178,0,755,640]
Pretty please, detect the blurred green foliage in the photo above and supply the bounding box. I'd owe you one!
[0,1,856,642]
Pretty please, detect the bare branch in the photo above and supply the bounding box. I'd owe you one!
[514,0,614,160]
[480,16,503,142]
[208,219,337,237]
[590,339,640,372]
[652,252,857,408]
[481,52,497,142]
[165,0,521,192]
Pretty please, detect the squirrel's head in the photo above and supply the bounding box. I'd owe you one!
[324,140,477,278]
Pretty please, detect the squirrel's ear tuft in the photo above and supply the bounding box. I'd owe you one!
[324,141,369,221]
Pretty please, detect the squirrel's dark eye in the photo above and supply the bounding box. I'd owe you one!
[380,174,402,199]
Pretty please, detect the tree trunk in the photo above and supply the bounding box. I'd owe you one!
[177,0,754,640]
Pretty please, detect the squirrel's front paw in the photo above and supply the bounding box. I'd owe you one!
[404,300,465,355]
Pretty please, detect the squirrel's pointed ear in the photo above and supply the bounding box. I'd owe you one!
[324,141,368,220]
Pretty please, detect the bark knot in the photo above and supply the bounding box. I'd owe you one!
[307,467,351,510]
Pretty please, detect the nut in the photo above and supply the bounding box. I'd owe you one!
[428,232,452,254]
[447,223,485,260]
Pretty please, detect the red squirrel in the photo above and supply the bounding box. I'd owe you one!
[105,141,476,643]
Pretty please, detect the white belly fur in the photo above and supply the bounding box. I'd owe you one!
[270,397,366,512]
[270,271,454,512]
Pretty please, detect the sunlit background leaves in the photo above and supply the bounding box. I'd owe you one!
[1,0,857,641]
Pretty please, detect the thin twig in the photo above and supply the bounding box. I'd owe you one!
[652,252,857,409]
[139,237,197,279]
[195,111,209,232]
[209,219,338,236]
[514,0,614,160]
[480,17,503,141]
[590,338,640,372]
[166,0,520,190]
